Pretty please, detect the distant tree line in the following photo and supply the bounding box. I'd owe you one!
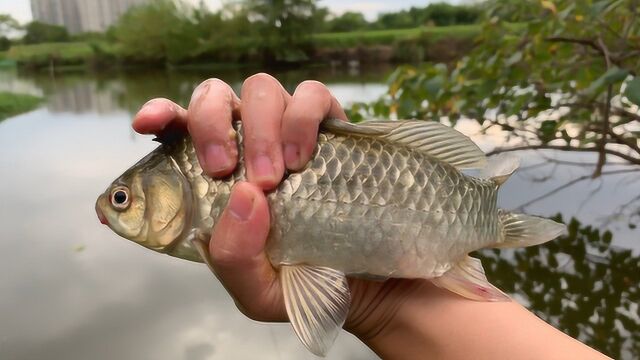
[0,0,481,61]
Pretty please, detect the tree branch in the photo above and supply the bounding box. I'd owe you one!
[545,36,605,56]
[593,37,613,178]
[515,168,640,211]
[487,145,640,165]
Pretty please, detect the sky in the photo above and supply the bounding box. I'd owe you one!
[0,0,465,24]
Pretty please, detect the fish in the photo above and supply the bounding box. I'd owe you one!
[95,118,566,356]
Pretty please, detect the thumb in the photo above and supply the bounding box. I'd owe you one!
[209,181,285,321]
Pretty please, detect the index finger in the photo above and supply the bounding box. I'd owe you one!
[132,98,188,134]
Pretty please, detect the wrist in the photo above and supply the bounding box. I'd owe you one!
[344,279,437,359]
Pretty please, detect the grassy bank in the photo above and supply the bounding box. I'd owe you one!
[313,24,480,48]
[0,92,42,120]
[7,42,95,68]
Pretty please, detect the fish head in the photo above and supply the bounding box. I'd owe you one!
[96,149,192,252]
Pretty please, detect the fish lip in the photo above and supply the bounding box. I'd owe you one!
[95,198,108,225]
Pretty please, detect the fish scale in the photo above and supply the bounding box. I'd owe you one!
[168,122,501,279]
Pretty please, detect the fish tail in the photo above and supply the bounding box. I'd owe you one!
[491,211,567,249]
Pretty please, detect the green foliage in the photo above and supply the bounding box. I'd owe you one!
[352,0,640,169]
[23,21,69,44]
[0,92,41,120]
[327,12,370,32]
[374,2,480,29]
[0,36,10,51]
[313,24,480,49]
[0,14,20,38]
[112,0,199,63]
[7,42,94,67]
[245,0,320,62]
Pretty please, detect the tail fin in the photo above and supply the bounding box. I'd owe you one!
[492,211,567,249]
[480,153,520,186]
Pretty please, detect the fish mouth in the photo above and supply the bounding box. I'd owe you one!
[95,198,108,225]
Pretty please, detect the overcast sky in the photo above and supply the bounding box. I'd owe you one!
[0,0,465,24]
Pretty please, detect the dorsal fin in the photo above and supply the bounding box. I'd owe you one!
[479,153,520,185]
[152,122,188,146]
[322,118,487,169]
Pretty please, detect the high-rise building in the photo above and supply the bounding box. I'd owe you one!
[31,0,151,34]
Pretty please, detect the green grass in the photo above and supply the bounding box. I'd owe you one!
[0,92,42,120]
[313,24,482,48]
[7,42,94,67]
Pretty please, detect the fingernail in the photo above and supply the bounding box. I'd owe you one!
[142,99,156,109]
[204,143,232,174]
[190,81,210,107]
[228,186,254,221]
[252,154,274,182]
[284,143,301,169]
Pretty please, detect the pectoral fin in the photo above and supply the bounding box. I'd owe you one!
[431,256,510,301]
[281,265,351,357]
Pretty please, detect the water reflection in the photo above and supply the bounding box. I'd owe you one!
[1,66,392,116]
[480,216,639,359]
[0,67,637,359]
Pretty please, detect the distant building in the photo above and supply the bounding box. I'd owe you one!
[31,0,151,34]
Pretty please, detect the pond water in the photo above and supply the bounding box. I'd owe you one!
[0,66,637,360]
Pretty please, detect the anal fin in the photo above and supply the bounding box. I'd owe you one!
[431,256,509,302]
[281,265,351,357]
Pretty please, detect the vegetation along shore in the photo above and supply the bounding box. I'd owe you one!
[0,1,486,70]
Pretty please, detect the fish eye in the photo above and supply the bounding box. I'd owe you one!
[110,187,130,210]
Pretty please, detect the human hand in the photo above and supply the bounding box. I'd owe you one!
[131,73,426,337]
[132,74,611,359]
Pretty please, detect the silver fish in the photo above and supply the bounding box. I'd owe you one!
[95,118,566,356]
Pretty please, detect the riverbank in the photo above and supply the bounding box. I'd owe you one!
[0,92,42,120]
[5,24,485,71]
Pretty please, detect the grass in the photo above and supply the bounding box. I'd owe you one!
[7,42,95,67]
[0,92,42,121]
[313,24,482,48]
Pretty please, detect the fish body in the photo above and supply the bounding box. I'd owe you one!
[96,118,566,356]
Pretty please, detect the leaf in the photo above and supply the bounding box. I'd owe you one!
[623,77,640,106]
[505,51,523,66]
[584,67,629,97]
[541,1,557,14]
[539,120,558,143]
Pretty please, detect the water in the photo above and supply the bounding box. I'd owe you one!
[0,66,637,360]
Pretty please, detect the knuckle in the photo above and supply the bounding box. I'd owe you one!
[204,78,232,93]
[296,80,329,95]
[243,73,279,91]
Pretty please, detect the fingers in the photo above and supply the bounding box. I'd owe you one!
[209,182,286,321]
[240,73,291,189]
[188,79,241,177]
[281,80,348,170]
[132,98,188,134]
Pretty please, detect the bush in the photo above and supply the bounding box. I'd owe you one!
[0,92,42,120]
[7,42,94,67]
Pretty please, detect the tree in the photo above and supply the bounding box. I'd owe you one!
[327,12,369,32]
[23,21,69,44]
[0,14,20,38]
[0,36,10,51]
[112,0,199,63]
[244,0,320,63]
[352,0,640,178]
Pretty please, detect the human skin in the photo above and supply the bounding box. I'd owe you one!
[132,74,610,360]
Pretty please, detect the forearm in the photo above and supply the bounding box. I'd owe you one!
[359,282,610,360]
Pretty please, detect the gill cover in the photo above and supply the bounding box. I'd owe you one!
[141,155,192,250]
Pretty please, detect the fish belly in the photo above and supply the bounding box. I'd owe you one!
[266,132,501,279]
